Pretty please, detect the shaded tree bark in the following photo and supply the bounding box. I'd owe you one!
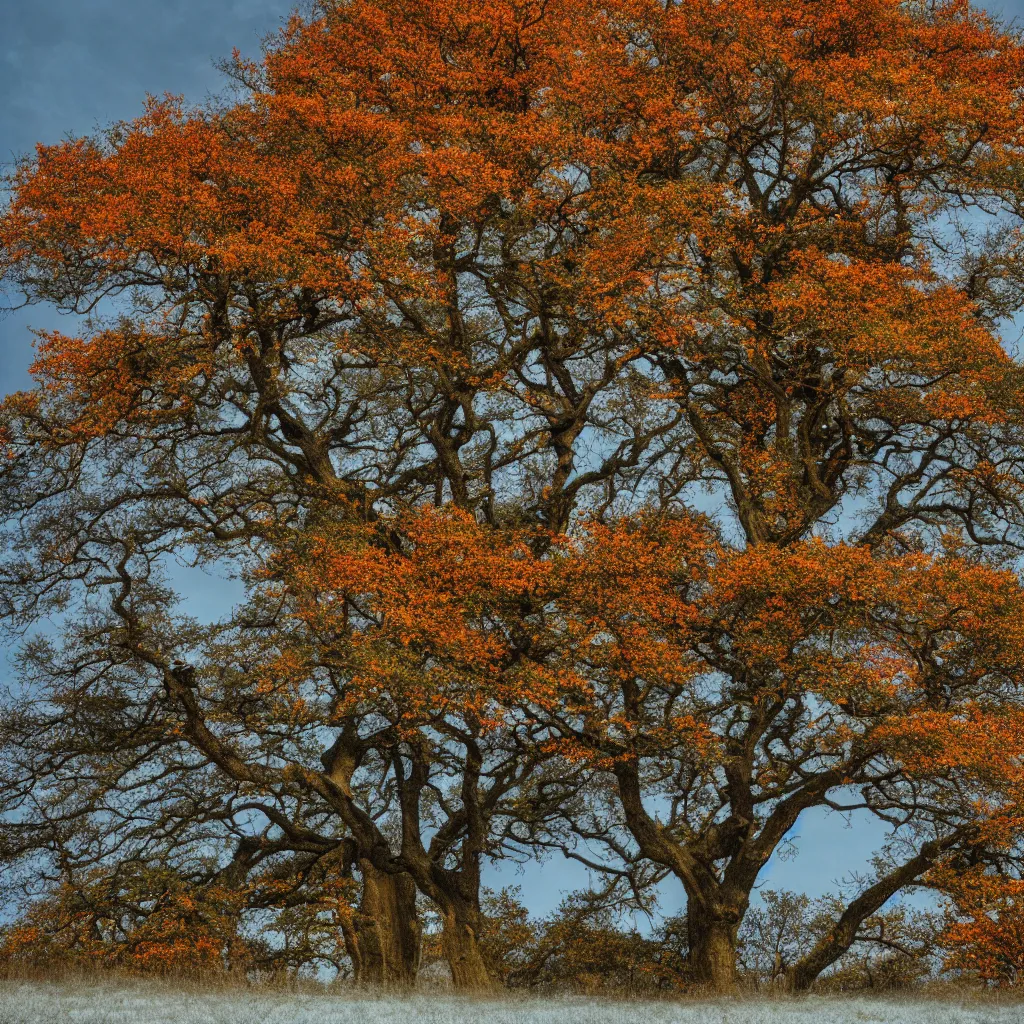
[352,860,421,988]
[686,900,741,993]
[439,905,493,992]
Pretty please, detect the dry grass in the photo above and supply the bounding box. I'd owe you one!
[1,977,1022,1024]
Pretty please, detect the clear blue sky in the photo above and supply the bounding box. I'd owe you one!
[1,0,1021,923]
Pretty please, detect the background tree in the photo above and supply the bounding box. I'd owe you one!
[738,890,938,992]
[0,864,255,978]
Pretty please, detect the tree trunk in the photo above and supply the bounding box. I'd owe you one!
[440,907,494,992]
[687,903,740,994]
[339,912,363,982]
[353,860,421,988]
[785,837,952,992]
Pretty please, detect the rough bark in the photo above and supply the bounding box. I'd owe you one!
[686,900,741,993]
[339,912,363,982]
[439,907,494,992]
[352,860,421,988]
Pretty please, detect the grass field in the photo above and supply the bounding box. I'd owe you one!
[0,980,1021,1024]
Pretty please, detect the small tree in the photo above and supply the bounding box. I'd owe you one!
[0,867,254,978]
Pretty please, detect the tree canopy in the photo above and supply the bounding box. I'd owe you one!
[4,0,1024,994]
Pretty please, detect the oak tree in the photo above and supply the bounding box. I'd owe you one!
[4,0,1024,995]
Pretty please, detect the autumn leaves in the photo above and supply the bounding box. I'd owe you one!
[3,0,1024,993]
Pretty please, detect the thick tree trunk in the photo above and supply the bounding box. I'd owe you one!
[353,860,421,988]
[439,907,494,992]
[687,903,740,994]
[613,759,745,994]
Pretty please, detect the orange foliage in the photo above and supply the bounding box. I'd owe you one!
[0,872,252,977]
[936,869,1024,986]
[4,0,1024,994]
[277,504,1024,782]
[2,0,1021,454]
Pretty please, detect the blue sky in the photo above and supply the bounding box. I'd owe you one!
[1,0,1021,922]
